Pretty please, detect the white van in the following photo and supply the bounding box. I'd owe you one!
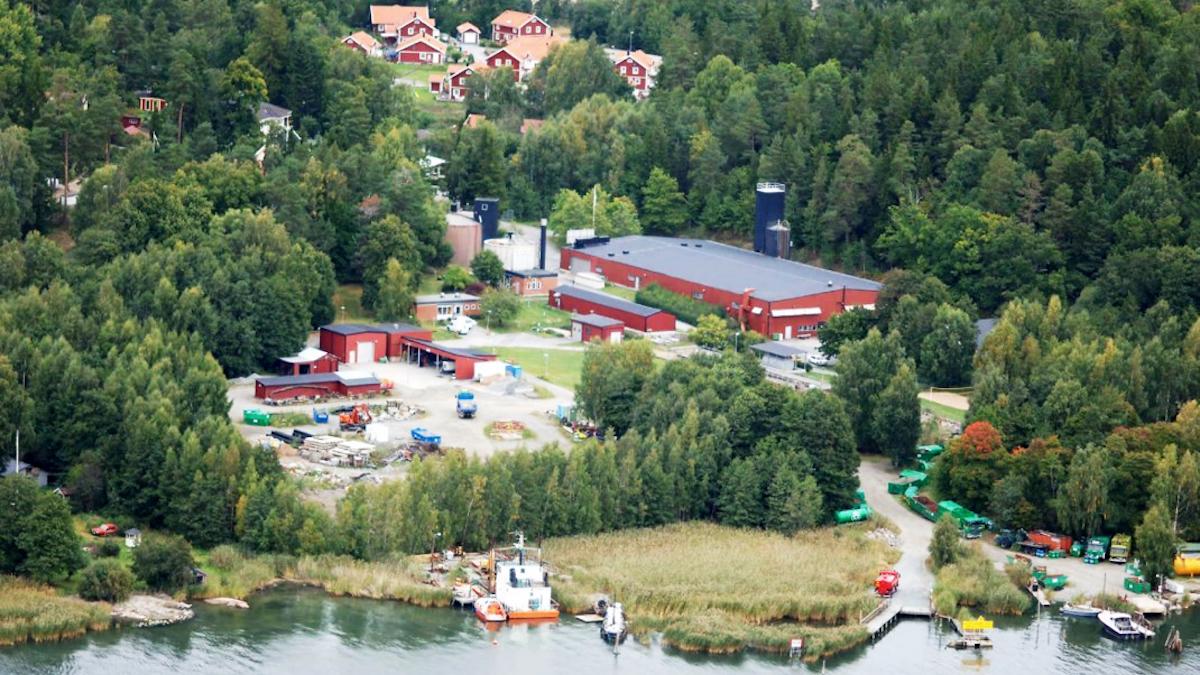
[446,315,476,335]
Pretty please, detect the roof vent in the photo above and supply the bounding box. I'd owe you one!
[680,242,688,247]
[695,244,703,247]
[827,281,833,288]
[621,250,629,254]
[607,252,615,257]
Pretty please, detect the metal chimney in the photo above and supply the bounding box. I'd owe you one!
[538,218,547,270]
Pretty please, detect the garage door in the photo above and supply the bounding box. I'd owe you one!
[357,341,375,364]
[570,257,591,273]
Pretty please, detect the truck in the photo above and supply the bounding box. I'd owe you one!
[937,500,991,539]
[1083,536,1111,564]
[456,391,477,419]
[1027,530,1073,554]
[1109,534,1131,563]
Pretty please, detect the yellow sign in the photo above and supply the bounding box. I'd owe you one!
[963,617,994,631]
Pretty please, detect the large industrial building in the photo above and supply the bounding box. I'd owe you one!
[558,183,880,338]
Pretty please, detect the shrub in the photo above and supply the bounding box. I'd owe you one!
[208,544,244,570]
[132,533,195,593]
[96,539,122,558]
[78,559,135,603]
[635,283,726,326]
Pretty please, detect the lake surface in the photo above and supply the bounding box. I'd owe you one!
[2,589,1198,674]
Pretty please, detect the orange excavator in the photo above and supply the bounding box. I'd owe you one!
[735,288,756,331]
[338,403,372,432]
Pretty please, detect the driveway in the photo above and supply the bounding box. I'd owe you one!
[859,457,934,608]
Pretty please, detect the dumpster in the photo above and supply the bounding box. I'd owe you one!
[835,504,872,524]
[1123,576,1151,593]
[312,408,329,424]
[243,409,271,426]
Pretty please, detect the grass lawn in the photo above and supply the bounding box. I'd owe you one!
[493,299,572,334]
[490,346,584,388]
[920,398,967,424]
[332,284,370,322]
[544,521,899,659]
[602,284,638,301]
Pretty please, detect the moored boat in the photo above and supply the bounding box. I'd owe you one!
[1098,610,1155,641]
[600,602,627,644]
[474,596,508,622]
[1060,602,1102,618]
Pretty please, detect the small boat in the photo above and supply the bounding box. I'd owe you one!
[1098,611,1155,641]
[1060,602,1102,618]
[875,569,900,597]
[600,602,628,645]
[474,596,507,622]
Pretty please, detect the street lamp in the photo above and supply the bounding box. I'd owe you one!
[429,531,442,573]
[543,352,548,379]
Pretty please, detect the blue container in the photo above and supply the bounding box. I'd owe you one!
[506,364,523,379]
[312,408,329,424]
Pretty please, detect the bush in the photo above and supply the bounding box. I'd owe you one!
[132,533,195,593]
[78,559,135,603]
[96,539,122,558]
[635,283,726,326]
[208,544,245,570]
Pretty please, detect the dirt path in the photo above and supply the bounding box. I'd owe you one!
[917,390,970,411]
[858,457,933,607]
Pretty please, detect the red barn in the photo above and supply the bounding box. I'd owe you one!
[319,323,432,364]
[371,4,436,42]
[394,35,445,64]
[559,236,882,339]
[572,314,624,343]
[549,285,675,333]
[491,10,551,43]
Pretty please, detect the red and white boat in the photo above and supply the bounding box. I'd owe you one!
[474,596,508,622]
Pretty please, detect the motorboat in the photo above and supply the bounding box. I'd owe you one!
[601,602,628,644]
[1060,602,1101,618]
[474,596,507,622]
[1098,610,1155,640]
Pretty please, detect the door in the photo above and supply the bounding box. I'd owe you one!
[357,341,375,364]
[571,322,583,341]
[784,325,792,340]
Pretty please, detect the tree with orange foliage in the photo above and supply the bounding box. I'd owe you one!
[932,420,1010,513]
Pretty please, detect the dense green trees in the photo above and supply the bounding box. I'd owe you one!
[0,476,84,583]
[577,340,655,434]
[470,250,505,287]
[132,533,195,592]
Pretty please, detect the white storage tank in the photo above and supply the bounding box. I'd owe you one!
[484,235,538,272]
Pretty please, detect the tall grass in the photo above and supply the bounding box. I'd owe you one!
[933,546,1030,617]
[192,547,451,608]
[0,576,111,647]
[544,522,897,658]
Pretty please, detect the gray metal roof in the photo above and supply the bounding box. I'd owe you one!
[750,341,806,359]
[405,338,494,360]
[572,313,624,328]
[507,268,557,278]
[414,292,480,304]
[257,102,292,121]
[555,285,665,318]
[256,373,380,387]
[573,236,881,301]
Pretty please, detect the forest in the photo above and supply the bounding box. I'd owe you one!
[1,0,1200,585]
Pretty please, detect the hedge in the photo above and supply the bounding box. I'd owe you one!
[635,284,728,326]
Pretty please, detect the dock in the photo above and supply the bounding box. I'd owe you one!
[864,600,934,640]
[1027,583,1051,607]
[945,616,995,650]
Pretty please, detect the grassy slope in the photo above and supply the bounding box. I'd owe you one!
[544,521,900,659]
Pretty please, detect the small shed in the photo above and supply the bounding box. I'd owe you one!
[572,313,624,343]
[457,21,480,44]
[125,528,142,548]
[2,459,48,487]
[506,268,558,296]
[750,341,805,372]
[550,285,675,333]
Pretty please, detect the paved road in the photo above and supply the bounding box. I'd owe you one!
[858,457,934,609]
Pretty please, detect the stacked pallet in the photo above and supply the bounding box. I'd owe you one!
[300,435,343,462]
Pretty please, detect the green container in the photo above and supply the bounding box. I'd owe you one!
[1123,576,1150,594]
[916,444,943,460]
[1047,550,1064,559]
[1069,541,1084,557]
[243,409,271,426]
[836,504,872,524]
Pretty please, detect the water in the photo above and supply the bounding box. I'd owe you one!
[2,589,1198,674]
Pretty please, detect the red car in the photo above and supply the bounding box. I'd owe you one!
[91,523,119,537]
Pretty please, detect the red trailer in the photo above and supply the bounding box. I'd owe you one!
[1028,530,1073,553]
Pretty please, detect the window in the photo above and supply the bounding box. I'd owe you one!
[528,280,541,290]
[437,305,451,317]
[632,77,640,85]
[692,291,704,300]
[620,66,626,74]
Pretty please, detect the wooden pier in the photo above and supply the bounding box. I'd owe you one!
[863,599,934,640]
[1027,583,1051,607]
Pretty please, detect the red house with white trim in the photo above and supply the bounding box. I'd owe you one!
[485,34,564,82]
[572,314,624,343]
[394,35,446,64]
[609,49,660,99]
[559,236,881,339]
[370,5,436,43]
[491,10,551,43]
[342,31,383,57]
[442,64,475,101]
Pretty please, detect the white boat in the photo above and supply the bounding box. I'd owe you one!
[601,602,627,644]
[1098,611,1155,640]
[1060,602,1102,618]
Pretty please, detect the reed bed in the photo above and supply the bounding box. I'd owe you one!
[933,546,1030,616]
[193,547,452,607]
[0,576,112,647]
[544,522,896,657]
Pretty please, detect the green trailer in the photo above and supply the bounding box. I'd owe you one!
[887,470,928,494]
[243,409,271,426]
